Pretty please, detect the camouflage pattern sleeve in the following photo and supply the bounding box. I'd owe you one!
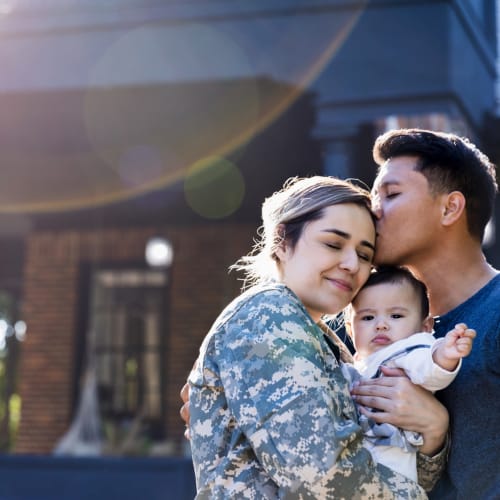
[417,434,449,492]
[189,283,427,499]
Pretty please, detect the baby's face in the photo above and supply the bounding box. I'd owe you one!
[349,281,432,359]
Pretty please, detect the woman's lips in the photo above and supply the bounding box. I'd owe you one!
[328,278,353,292]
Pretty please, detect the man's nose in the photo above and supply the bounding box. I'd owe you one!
[371,199,382,219]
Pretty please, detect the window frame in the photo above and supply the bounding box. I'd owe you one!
[74,260,170,446]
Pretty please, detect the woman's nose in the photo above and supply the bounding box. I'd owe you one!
[340,250,359,273]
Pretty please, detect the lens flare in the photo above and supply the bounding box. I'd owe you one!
[184,157,245,219]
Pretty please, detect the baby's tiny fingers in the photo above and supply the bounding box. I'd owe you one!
[466,328,476,338]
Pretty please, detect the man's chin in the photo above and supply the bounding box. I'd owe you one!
[373,251,399,267]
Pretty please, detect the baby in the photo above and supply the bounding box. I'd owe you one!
[341,266,475,482]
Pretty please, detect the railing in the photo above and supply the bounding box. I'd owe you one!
[0,455,196,500]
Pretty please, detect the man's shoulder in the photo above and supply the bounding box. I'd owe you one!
[486,271,500,292]
[459,272,500,319]
[443,273,500,312]
[435,273,500,338]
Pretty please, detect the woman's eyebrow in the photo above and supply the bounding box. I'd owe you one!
[321,229,375,251]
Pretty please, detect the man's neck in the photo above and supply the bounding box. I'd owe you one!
[406,246,498,317]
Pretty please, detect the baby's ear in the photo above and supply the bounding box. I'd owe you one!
[344,319,353,338]
[422,315,434,333]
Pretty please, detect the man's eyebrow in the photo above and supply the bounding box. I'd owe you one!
[376,179,401,190]
[321,229,375,251]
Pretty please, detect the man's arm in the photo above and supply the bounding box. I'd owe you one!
[180,381,190,440]
[351,366,449,490]
[351,366,448,455]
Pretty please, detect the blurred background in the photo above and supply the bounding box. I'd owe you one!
[0,0,498,498]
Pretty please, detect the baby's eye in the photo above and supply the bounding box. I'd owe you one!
[391,314,403,319]
[361,315,374,321]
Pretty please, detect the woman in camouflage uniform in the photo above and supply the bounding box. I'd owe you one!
[188,176,443,499]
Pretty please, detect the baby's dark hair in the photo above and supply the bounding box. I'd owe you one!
[358,266,430,319]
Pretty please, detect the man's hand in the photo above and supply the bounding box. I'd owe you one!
[180,358,199,440]
[351,366,448,456]
[180,382,191,440]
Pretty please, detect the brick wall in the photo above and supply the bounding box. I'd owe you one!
[15,224,253,454]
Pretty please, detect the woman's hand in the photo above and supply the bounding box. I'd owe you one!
[351,366,448,456]
[180,382,191,440]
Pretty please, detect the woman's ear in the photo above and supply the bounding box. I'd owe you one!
[274,224,288,261]
[422,315,434,333]
[441,191,466,227]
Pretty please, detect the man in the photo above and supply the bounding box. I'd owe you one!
[352,128,500,499]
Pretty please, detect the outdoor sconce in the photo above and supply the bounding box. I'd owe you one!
[145,236,173,268]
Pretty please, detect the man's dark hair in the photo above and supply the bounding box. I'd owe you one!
[359,266,430,320]
[373,128,498,242]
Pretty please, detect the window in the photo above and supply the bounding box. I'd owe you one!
[86,267,168,449]
[376,113,471,137]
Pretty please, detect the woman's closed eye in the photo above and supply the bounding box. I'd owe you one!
[324,240,373,263]
[385,191,400,199]
[357,251,373,263]
[325,241,342,251]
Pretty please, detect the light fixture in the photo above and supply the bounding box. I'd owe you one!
[145,236,173,268]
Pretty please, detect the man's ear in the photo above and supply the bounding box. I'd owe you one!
[422,315,434,333]
[441,191,466,226]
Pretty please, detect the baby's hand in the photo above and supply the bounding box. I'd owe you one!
[445,323,476,357]
[433,323,476,371]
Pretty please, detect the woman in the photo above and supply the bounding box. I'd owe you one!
[188,176,443,498]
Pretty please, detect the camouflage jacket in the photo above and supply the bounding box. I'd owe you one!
[189,282,433,499]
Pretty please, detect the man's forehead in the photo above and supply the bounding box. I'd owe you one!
[372,156,418,192]
[371,167,393,194]
[372,172,398,192]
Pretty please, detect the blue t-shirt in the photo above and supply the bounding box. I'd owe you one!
[430,273,500,500]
